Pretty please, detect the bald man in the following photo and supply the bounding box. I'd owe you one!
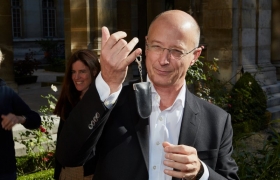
[56,10,239,180]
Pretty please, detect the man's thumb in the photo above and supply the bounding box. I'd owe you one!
[101,26,110,48]
[162,141,173,148]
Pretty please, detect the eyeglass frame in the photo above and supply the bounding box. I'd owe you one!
[145,42,198,60]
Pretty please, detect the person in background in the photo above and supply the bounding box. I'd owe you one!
[0,54,41,180]
[56,10,239,180]
[53,49,100,180]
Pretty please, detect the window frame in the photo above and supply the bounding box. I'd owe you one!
[42,0,56,37]
[11,0,22,38]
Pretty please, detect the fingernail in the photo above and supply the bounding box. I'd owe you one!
[133,37,139,43]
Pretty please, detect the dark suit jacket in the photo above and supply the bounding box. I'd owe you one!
[56,82,239,180]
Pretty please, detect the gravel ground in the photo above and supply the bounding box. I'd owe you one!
[236,123,280,152]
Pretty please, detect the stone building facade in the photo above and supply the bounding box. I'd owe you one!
[0,0,64,88]
[62,0,280,84]
[1,0,280,118]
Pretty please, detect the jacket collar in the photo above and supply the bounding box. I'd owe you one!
[178,88,200,146]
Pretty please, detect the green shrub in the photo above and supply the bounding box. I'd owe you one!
[187,57,280,179]
[186,57,206,85]
[14,49,40,77]
[37,39,65,71]
[186,57,231,110]
[17,168,54,180]
[15,85,58,177]
[229,72,267,132]
[16,151,55,176]
[232,120,280,179]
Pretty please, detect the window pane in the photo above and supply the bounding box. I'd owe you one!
[42,0,56,37]
[12,0,21,38]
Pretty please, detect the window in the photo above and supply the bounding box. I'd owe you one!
[11,0,21,38]
[42,0,56,37]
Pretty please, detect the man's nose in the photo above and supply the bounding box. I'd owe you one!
[158,49,171,65]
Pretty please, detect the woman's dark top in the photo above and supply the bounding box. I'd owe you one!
[54,116,96,179]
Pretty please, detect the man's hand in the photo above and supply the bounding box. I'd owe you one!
[1,113,25,130]
[163,141,201,180]
[100,26,142,94]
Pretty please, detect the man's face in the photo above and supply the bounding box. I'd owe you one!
[145,19,198,90]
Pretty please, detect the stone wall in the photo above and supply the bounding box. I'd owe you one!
[271,0,280,79]
[234,0,276,86]
[0,1,16,89]
[203,0,234,83]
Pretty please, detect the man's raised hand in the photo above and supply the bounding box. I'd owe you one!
[100,26,142,94]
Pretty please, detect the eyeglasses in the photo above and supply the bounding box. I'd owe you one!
[146,43,197,60]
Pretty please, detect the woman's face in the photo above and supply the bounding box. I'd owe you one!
[71,60,92,98]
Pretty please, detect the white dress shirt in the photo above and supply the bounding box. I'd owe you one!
[148,80,185,180]
[95,73,209,180]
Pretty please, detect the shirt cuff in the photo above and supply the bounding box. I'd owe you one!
[199,161,209,180]
[95,72,122,109]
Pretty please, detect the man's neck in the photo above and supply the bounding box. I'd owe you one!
[154,84,183,111]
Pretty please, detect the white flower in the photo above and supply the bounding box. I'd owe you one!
[249,82,252,86]
[51,84,57,92]
[50,104,55,110]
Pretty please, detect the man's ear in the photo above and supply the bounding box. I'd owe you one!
[190,59,197,66]
[194,46,202,59]
[190,46,203,66]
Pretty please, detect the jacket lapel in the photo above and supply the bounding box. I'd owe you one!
[172,89,201,180]
[178,88,200,146]
[135,116,150,170]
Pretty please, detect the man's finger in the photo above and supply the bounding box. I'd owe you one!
[101,26,111,49]
[122,48,142,67]
[118,37,141,65]
[163,142,196,155]
[102,26,127,51]
[104,31,127,52]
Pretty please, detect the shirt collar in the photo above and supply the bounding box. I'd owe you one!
[147,75,186,109]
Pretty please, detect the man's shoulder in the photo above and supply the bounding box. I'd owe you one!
[189,91,227,114]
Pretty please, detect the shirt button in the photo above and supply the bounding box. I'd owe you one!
[159,117,162,121]
[153,166,156,170]
[156,141,160,145]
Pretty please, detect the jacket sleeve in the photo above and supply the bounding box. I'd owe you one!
[11,88,41,129]
[54,119,64,180]
[208,114,240,180]
[55,83,115,167]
